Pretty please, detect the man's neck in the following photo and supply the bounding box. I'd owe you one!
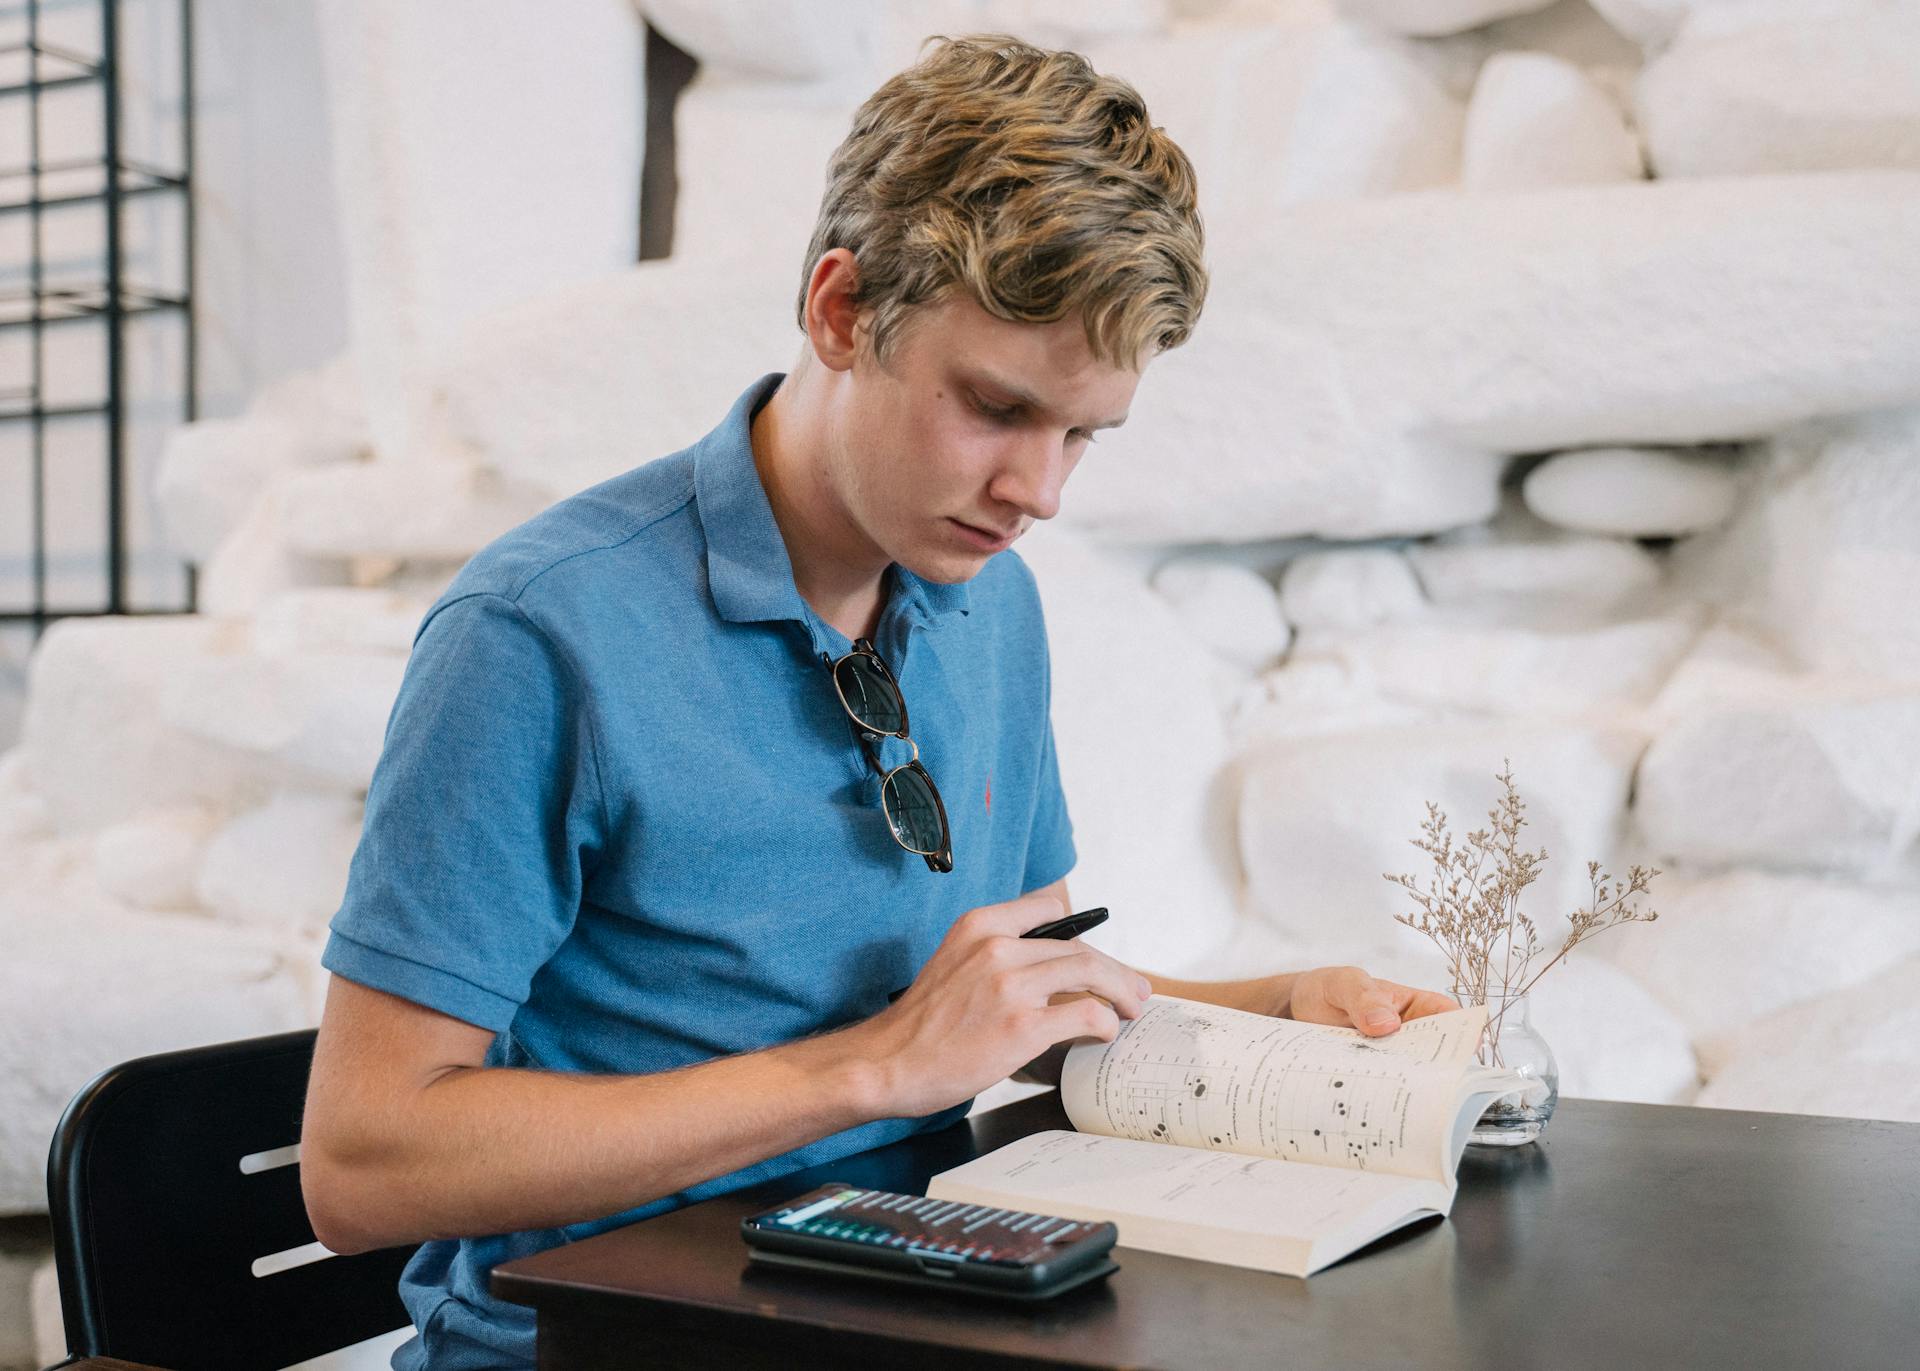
[750,371,892,640]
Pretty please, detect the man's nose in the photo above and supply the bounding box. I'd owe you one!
[990,429,1070,522]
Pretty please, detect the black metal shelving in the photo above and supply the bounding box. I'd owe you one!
[1,0,197,638]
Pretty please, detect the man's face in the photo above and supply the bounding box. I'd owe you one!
[827,292,1143,584]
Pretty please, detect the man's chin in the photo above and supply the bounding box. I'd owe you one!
[899,546,998,585]
[912,560,984,585]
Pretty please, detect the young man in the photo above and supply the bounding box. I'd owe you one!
[301,34,1453,1368]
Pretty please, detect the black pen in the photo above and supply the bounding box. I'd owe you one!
[885,907,1112,1002]
[1021,906,1109,940]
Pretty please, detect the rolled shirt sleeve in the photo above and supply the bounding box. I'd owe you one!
[323,592,607,1033]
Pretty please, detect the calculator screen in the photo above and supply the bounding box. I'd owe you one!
[745,1184,1105,1264]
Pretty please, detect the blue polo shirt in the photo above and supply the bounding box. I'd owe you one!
[321,371,1076,1369]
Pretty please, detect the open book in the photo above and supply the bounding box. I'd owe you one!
[927,995,1523,1277]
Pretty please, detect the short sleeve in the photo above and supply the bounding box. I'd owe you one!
[1023,715,1077,893]
[322,592,606,1033]
[1022,610,1076,894]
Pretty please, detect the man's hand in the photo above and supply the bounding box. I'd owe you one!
[1275,965,1458,1037]
[853,892,1153,1118]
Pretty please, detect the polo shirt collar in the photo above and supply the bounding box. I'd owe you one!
[694,372,972,634]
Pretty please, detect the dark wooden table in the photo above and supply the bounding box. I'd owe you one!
[492,1091,1920,1370]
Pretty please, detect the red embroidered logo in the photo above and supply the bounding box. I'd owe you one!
[984,771,992,814]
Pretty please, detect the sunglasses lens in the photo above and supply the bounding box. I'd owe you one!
[835,653,905,734]
[881,764,946,856]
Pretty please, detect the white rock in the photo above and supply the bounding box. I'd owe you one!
[1102,10,1508,222]
[1278,547,1427,631]
[315,0,643,463]
[271,930,336,1028]
[1595,867,1920,1055]
[0,903,310,1212]
[1522,446,1741,537]
[1695,954,1920,1122]
[1635,618,1812,733]
[1469,0,1648,69]
[642,0,889,82]
[1637,5,1920,176]
[251,352,372,450]
[90,805,225,912]
[160,649,409,796]
[1633,677,1920,877]
[1182,899,1453,995]
[1235,720,1644,967]
[1637,621,1800,724]
[978,0,1173,46]
[432,254,803,501]
[1309,609,1700,713]
[0,748,50,843]
[1227,654,1433,748]
[155,416,336,565]
[2,825,141,927]
[1462,51,1644,189]
[0,1244,37,1365]
[195,483,355,621]
[1148,556,1293,673]
[154,356,373,564]
[1591,0,1866,53]
[279,458,554,561]
[196,793,365,933]
[670,74,865,266]
[1728,410,1920,681]
[30,1259,61,1371]
[1064,172,1920,543]
[1278,22,1466,202]
[20,618,271,833]
[380,561,466,601]
[1585,0,1693,49]
[1086,13,1367,245]
[250,588,429,659]
[1408,533,1663,615]
[1334,0,1556,37]
[1522,956,1698,1103]
[1017,522,1244,977]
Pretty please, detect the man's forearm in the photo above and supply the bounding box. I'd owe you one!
[305,1027,888,1254]
[1136,968,1294,1017]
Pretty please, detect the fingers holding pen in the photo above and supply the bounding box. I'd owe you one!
[997,938,1152,1021]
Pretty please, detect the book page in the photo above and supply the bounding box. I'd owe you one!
[927,1129,1450,1277]
[1060,996,1490,1183]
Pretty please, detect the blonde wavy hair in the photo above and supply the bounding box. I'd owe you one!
[797,33,1207,372]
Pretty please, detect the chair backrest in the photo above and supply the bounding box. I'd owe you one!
[47,1028,415,1371]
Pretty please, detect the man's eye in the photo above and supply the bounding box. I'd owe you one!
[972,394,1096,444]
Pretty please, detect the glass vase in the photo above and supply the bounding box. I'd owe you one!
[1468,992,1559,1147]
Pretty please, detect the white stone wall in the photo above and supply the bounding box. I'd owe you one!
[7,0,1920,1245]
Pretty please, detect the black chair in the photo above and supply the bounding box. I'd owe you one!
[45,1028,416,1371]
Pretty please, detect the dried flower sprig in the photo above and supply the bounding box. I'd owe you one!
[1383,761,1660,1051]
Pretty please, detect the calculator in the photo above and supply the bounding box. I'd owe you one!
[740,1182,1120,1301]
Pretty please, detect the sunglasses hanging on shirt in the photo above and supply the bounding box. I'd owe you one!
[828,638,954,873]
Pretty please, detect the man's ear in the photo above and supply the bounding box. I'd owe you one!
[803,247,863,373]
